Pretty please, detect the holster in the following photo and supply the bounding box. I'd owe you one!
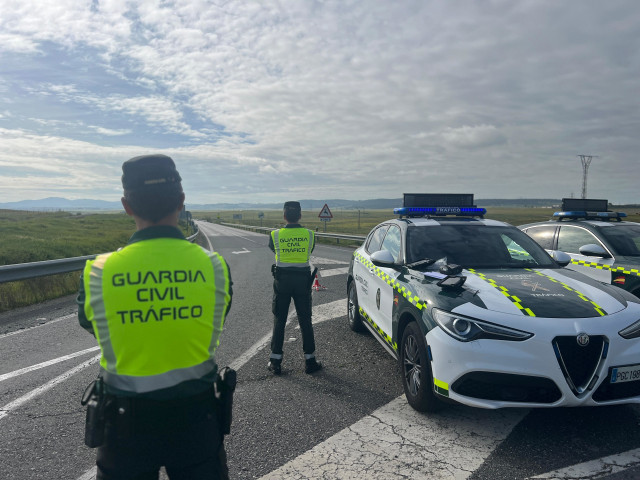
[309,267,318,288]
[81,377,106,448]
[215,367,237,436]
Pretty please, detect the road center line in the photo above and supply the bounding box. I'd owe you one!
[0,346,100,383]
[0,354,100,422]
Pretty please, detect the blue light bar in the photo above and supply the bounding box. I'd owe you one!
[394,206,487,217]
[553,211,627,220]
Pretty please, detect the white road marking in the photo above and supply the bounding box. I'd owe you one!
[228,299,344,372]
[0,346,100,383]
[311,256,349,265]
[260,397,528,480]
[0,313,76,340]
[201,221,265,244]
[195,220,221,236]
[0,354,100,421]
[232,247,251,254]
[75,298,346,480]
[76,467,97,480]
[196,221,215,251]
[528,447,640,479]
[317,266,349,277]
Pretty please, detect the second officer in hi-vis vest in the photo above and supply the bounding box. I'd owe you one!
[77,154,233,479]
[268,201,323,375]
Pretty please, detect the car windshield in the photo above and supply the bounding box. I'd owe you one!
[598,224,640,257]
[406,224,557,269]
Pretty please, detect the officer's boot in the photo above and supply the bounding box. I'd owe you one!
[267,359,281,375]
[304,357,323,374]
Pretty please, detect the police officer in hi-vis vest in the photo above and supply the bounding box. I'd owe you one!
[77,154,233,479]
[268,201,322,375]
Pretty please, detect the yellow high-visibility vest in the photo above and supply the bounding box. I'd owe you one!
[83,238,231,393]
[271,227,314,267]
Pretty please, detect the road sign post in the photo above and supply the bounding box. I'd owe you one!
[318,203,333,233]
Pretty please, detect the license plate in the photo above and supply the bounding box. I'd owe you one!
[610,364,640,383]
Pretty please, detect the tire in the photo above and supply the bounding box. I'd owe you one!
[347,281,365,332]
[400,321,443,412]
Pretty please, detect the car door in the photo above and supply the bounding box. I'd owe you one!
[354,225,388,320]
[557,225,613,283]
[368,225,402,338]
[522,225,557,251]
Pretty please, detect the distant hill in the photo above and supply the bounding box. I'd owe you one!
[0,197,122,211]
[1,197,635,212]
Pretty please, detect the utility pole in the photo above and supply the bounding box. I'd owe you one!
[578,155,598,199]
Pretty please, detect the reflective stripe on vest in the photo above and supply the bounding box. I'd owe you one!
[271,228,314,267]
[83,239,231,393]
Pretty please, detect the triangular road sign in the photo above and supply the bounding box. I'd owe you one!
[318,203,333,219]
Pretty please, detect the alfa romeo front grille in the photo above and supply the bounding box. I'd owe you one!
[553,335,608,397]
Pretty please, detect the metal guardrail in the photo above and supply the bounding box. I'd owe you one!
[0,222,364,284]
[219,222,367,242]
[0,228,200,284]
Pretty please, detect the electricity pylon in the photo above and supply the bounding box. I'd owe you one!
[578,155,598,199]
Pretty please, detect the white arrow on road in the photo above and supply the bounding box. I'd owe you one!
[232,247,251,254]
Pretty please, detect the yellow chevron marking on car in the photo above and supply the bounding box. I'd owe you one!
[359,306,398,351]
[468,269,536,317]
[527,269,607,316]
[571,259,640,277]
[353,252,426,310]
[433,377,449,397]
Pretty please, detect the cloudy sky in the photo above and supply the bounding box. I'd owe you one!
[1,0,638,205]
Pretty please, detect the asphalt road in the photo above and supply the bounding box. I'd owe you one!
[2,221,640,479]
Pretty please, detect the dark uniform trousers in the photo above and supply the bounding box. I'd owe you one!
[96,387,228,480]
[271,268,315,356]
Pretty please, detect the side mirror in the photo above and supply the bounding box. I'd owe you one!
[550,250,571,267]
[579,244,610,258]
[371,249,396,267]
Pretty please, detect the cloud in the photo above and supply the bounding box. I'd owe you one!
[91,126,132,136]
[0,33,40,53]
[441,125,508,149]
[0,0,638,204]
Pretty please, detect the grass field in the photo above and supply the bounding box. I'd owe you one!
[1,205,638,312]
[194,206,640,235]
[0,210,194,312]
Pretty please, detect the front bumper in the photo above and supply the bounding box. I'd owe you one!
[426,314,640,409]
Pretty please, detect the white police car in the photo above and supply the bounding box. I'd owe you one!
[347,194,640,412]
[519,199,640,298]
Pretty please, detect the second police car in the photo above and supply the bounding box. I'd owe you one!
[519,198,640,298]
[347,194,640,412]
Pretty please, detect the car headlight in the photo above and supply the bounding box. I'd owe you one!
[432,308,533,342]
[619,319,640,339]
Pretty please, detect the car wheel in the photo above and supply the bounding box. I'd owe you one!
[347,281,364,332]
[400,321,443,412]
